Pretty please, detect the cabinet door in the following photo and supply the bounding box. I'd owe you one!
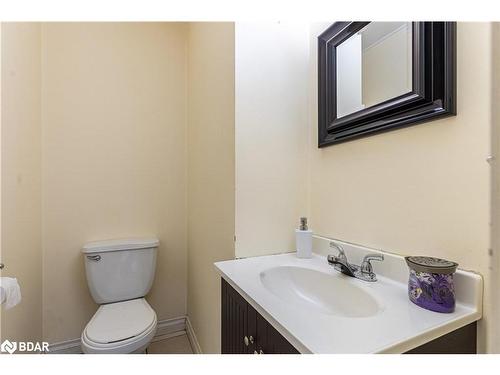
[221,278,299,354]
[255,312,299,354]
[221,279,252,354]
[246,299,257,353]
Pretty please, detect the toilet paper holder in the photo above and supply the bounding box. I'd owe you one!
[0,263,4,270]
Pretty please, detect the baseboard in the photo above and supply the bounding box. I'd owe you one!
[47,338,82,354]
[153,316,186,339]
[47,315,187,354]
[185,316,202,354]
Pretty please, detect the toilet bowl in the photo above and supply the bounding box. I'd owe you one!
[81,298,157,354]
[81,238,159,354]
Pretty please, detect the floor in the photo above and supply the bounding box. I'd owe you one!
[49,331,194,354]
[147,333,194,354]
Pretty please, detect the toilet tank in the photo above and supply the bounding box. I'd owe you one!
[82,238,158,304]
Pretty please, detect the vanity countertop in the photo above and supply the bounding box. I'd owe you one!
[214,236,483,354]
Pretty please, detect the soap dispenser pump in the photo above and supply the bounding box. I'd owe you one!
[296,217,313,258]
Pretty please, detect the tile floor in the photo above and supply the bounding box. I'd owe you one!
[147,333,194,354]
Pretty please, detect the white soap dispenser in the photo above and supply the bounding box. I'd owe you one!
[296,217,312,258]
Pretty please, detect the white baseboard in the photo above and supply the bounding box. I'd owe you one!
[48,315,187,354]
[47,338,82,354]
[153,316,186,339]
[185,316,202,354]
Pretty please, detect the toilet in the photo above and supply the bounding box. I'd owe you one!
[81,238,159,354]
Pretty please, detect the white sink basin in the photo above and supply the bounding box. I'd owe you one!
[259,266,382,317]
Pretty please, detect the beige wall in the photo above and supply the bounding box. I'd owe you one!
[491,22,500,353]
[235,22,310,257]
[1,21,234,348]
[0,23,43,342]
[187,22,235,354]
[2,21,497,354]
[0,23,2,340]
[40,23,188,343]
[309,22,492,352]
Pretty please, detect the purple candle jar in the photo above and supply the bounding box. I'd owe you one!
[405,256,458,313]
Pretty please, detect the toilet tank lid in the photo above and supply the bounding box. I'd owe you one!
[82,238,159,254]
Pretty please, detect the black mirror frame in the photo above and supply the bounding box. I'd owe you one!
[318,22,456,148]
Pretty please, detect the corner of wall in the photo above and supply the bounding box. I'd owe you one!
[186,22,235,354]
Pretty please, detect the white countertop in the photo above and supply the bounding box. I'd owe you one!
[214,236,483,354]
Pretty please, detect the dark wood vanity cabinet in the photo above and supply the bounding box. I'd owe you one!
[221,279,299,354]
[405,322,477,354]
[221,278,477,354]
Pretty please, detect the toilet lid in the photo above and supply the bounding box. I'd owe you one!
[85,298,156,344]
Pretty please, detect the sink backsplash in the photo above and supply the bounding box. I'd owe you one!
[312,235,483,310]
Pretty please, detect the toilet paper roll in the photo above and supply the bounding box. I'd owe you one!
[0,277,22,310]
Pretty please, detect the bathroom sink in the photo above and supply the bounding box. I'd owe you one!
[259,266,382,317]
[216,248,483,353]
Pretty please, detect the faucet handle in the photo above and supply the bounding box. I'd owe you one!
[329,241,346,261]
[360,254,384,275]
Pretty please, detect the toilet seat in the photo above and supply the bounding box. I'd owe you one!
[81,298,157,354]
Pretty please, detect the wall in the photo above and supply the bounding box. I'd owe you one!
[0,23,43,343]
[491,22,500,353]
[309,22,492,352]
[187,22,235,354]
[235,22,310,258]
[2,21,497,353]
[41,23,188,343]
[0,23,2,341]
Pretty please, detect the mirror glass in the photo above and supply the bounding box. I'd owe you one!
[336,22,413,118]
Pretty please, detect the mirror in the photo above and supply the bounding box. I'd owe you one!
[318,22,456,148]
[336,22,413,118]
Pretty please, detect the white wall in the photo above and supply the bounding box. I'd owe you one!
[0,23,43,343]
[235,22,310,258]
[187,22,235,354]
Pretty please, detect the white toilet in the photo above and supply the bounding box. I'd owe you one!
[81,238,159,354]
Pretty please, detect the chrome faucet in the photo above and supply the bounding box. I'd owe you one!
[327,241,384,282]
[327,242,357,277]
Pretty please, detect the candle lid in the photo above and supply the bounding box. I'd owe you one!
[405,256,458,274]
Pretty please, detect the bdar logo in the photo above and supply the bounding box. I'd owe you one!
[1,339,17,354]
